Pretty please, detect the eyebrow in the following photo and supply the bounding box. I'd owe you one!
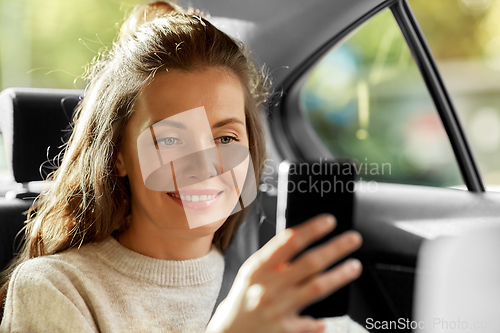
[149,117,244,130]
[154,119,186,129]
[212,117,245,129]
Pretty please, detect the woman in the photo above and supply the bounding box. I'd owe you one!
[0,1,364,332]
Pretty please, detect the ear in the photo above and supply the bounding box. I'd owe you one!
[115,150,128,177]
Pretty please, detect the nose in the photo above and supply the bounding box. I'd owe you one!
[176,147,221,187]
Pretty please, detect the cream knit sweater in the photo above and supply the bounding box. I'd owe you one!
[1,237,224,333]
[0,237,369,333]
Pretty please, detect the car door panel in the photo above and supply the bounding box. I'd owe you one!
[354,184,500,330]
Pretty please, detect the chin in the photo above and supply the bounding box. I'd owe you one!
[189,217,227,232]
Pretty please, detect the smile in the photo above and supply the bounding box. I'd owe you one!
[165,190,224,211]
[167,193,220,202]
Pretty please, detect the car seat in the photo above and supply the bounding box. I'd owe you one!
[0,88,82,271]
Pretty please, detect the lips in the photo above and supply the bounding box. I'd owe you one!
[166,189,224,211]
[167,189,221,196]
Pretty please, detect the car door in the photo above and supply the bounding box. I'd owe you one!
[255,0,500,331]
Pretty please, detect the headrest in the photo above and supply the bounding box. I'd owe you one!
[0,88,83,183]
[414,226,500,332]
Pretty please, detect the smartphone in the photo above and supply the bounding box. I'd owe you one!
[276,159,357,318]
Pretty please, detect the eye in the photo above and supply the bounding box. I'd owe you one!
[157,137,182,146]
[215,136,239,145]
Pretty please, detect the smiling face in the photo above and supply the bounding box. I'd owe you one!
[116,67,251,235]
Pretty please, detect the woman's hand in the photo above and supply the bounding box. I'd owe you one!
[205,214,363,333]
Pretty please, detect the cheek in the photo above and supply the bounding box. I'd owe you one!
[232,154,251,194]
[143,164,177,192]
[126,144,154,193]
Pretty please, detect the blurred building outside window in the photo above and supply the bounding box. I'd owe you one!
[300,8,464,188]
[410,0,500,191]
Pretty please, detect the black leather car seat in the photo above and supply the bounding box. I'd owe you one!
[0,88,82,271]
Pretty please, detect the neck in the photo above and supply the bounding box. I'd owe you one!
[117,215,215,261]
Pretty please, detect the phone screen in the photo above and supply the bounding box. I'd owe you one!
[276,159,357,318]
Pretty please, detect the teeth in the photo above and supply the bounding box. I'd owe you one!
[167,193,222,202]
[175,193,220,202]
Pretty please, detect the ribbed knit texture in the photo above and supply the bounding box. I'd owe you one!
[94,237,221,287]
[0,237,225,333]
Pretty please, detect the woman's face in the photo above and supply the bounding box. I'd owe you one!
[116,67,249,236]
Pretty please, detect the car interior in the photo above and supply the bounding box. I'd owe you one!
[1,0,500,331]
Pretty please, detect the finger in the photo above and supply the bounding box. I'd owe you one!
[290,258,362,313]
[285,231,362,287]
[257,214,336,271]
[281,315,325,333]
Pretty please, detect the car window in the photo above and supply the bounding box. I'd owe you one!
[409,0,500,191]
[299,8,464,188]
[0,0,138,180]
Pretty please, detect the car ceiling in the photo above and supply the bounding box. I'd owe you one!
[182,0,387,84]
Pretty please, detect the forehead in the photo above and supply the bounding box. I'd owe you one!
[134,68,246,133]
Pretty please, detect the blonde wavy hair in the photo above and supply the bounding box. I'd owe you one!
[1,0,270,313]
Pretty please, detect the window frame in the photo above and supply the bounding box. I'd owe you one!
[269,0,485,192]
[392,0,484,192]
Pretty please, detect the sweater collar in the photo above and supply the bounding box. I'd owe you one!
[91,236,225,287]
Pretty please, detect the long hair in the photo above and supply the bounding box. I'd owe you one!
[0,0,270,313]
